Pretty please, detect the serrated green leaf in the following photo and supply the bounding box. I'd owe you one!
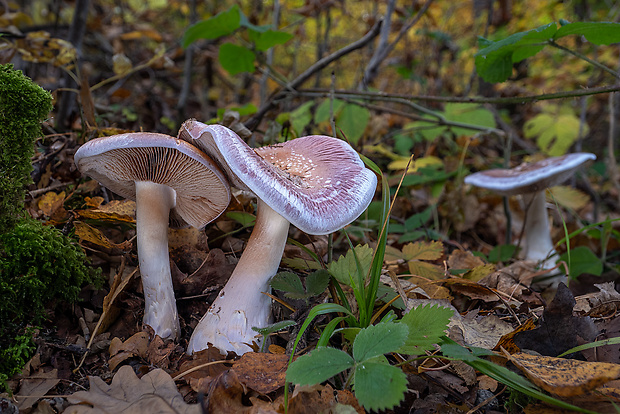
[218,43,255,75]
[182,5,241,47]
[328,244,373,287]
[336,103,370,144]
[559,246,603,278]
[306,269,330,296]
[353,322,408,362]
[314,99,346,124]
[554,22,620,45]
[286,347,354,385]
[353,361,407,412]
[270,271,306,297]
[398,304,453,355]
[475,23,557,83]
[250,29,293,51]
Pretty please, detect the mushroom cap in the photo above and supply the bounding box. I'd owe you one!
[179,120,377,235]
[464,152,596,196]
[74,132,231,229]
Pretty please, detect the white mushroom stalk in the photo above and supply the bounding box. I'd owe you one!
[180,120,377,355]
[74,133,230,339]
[520,191,555,269]
[135,181,180,339]
[188,199,289,354]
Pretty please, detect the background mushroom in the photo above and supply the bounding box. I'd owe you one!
[74,132,230,339]
[464,152,596,286]
[180,120,377,355]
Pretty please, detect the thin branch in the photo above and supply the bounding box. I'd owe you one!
[294,84,620,105]
[245,20,383,130]
[549,40,620,79]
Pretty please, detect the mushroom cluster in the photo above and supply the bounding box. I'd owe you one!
[75,123,376,354]
[179,120,377,355]
[465,152,596,288]
[74,132,230,339]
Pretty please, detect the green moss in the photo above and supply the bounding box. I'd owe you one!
[0,65,101,392]
[0,64,53,232]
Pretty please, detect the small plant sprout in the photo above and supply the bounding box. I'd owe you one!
[464,153,596,287]
[74,133,230,339]
[180,120,377,355]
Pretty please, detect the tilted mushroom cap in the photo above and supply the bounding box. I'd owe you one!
[74,132,231,228]
[179,121,377,235]
[464,152,596,196]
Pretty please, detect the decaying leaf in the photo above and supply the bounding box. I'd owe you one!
[549,185,590,211]
[108,331,150,371]
[65,365,201,413]
[505,351,620,397]
[74,221,132,250]
[77,200,136,223]
[232,352,289,395]
[15,368,59,411]
[38,191,66,217]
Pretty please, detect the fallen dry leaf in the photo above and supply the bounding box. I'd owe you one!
[38,191,66,216]
[15,368,59,411]
[505,352,620,397]
[233,352,289,395]
[77,199,136,223]
[74,221,132,250]
[108,331,150,371]
[205,369,279,413]
[65,365,201,413]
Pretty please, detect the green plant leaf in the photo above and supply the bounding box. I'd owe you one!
[270,272,306,298]
[252,320,296,336]
[475,23,557,83]
[182,5,241,47]
[398,304,453,355]
[559,246,603,279]
[336,103,370,144]
[290,101,314,136]
[286,347,354,385]
[353,322,408,362]
[353,361,408,412]
[487,244,518,263]
[523,106,587,156]
[225,211,255,227]
[444,103,496,136]
[554,22,620,45]
[328,244,373,287]
[305,269,330,296]
[218,43,256,75]
[249,29,293,51]
[314,99,345,124]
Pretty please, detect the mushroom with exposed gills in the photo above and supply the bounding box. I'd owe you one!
[180,120,377,355]
[74,132,230,339]
[464,153,596,286]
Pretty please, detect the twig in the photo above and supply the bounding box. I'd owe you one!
[549,40,620,79]
[295,84,620,105]
[245,20,383,130]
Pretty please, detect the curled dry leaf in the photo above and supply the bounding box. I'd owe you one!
[505,352,620,397]
[65,365,201,414]
[233,352,290,395]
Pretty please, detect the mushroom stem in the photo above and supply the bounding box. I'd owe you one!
[135,181,180,339]
[188,198,290,355]
[522,191,556,268]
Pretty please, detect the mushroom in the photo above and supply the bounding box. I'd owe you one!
[74,132,230,339]
[464,152,596,277]
[179,120,377,355]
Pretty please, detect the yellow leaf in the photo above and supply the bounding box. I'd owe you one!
[74,221,129,250]
[462,264,496,282]
[408,261,445,280]
[523,105,589,156]
[387,155,443,173]
[548,185,590,211]
[402,240,444,261]
[38,191,66,217]
[77,200,136,223]
[506,352,620,397]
